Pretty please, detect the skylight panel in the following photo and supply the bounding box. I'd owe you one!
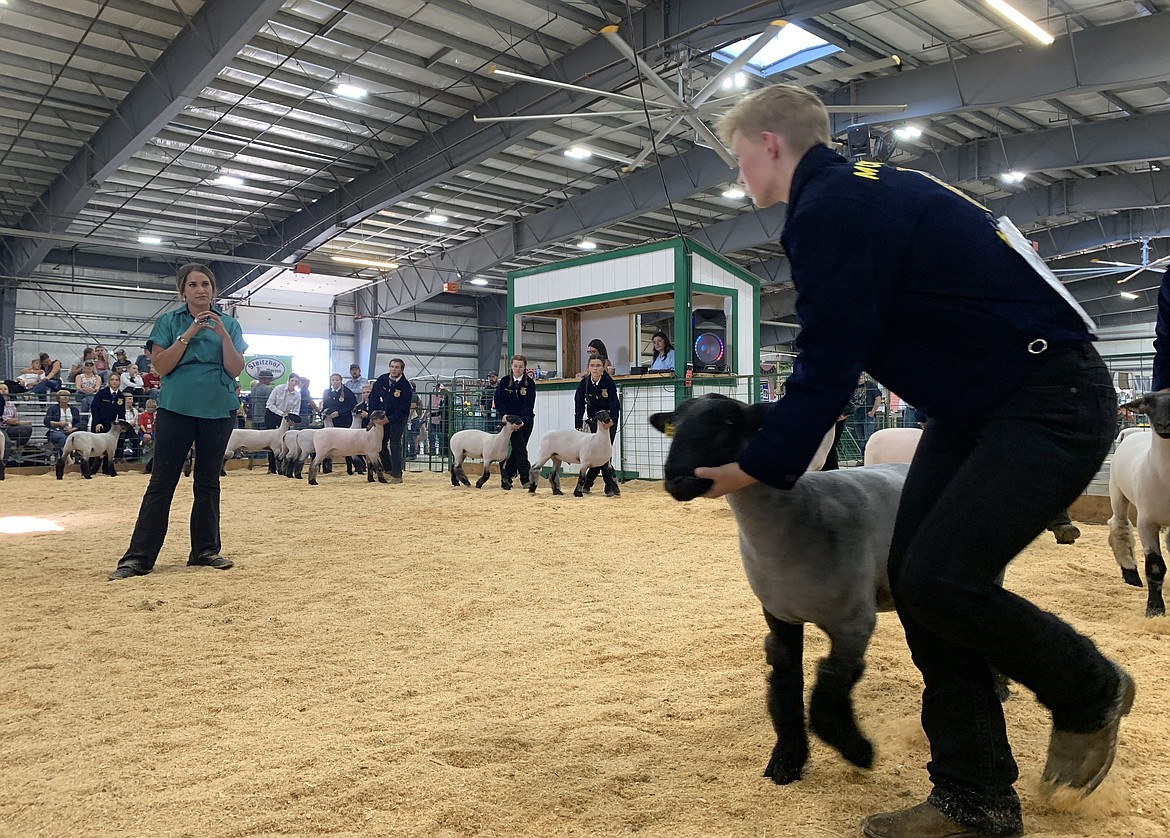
[718,23,841,75]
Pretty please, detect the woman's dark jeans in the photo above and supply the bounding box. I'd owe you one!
[116,409,235,571]
[888,343,1118,823]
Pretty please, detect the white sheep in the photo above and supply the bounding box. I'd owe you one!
[449,415,525,488]
[862,426,923,466]
[1108,392,1170,617]
[222,414,299,474]
[527,410,618,497]
[307,410,389,485]
[650,394,909,783]
[55,420,134,479]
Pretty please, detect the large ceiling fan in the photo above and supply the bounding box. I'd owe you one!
[473,20,908,171]
[1053,239,1170,284]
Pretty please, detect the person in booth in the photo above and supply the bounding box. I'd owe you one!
[649,331,675,371]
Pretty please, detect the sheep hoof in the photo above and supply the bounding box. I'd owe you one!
[763,743,808,785]
[553,488,564,496]
[1146,603,1165,618]
[572,490,582,497]
[308,478,318,486]
[1121,568,1143,587]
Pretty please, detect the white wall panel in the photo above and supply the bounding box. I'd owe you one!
[513,249,676,309]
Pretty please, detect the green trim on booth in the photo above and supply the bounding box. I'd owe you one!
[512,283,677,315]
[685,239,762,288]
[507,277,515,361]
[674,239,693,404]
[508,238,683,280]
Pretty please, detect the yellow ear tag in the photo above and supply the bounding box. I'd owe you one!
[663,421,675,438]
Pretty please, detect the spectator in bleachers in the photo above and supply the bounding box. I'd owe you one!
[93,345,112,383]
[111,349,131,375]
[35,353,63,394]
[7,358,44,394]
[120,393,142,460]
[141,367,161,399]
[134,351,152,374]
[1,383,33,450]
[44,391,81,455]
[354,383,373,428]
[344,363,366,397]
[70,347,96,380]
[73,360,102,412]
[90,372,124,432]
[246,370,274,426]
[120,364,146,397]
[109,261,247,580]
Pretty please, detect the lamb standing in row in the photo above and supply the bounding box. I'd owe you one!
[650,394,908,783]
[221,414,299,475]
[449,415,525,488]
[1108,392,1170,617]
[308,411,389,485]
[527,410,619,497]
[56,420,134,479]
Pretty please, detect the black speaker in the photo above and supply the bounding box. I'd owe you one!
[846,124,871,161]
[692,309,728,372]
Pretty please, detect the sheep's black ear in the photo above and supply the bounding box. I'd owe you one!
[745,401,771,430]
[648,412,675,435]
[1120,397,1149,414]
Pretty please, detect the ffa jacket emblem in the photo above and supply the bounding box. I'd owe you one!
[601,389,609,398]
[520,387,527,396]
[393,390,401,397]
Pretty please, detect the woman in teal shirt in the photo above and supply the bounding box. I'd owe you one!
[109,263,247,580]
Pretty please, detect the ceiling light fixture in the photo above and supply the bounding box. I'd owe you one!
[894,124,922,140]
[564,146,592,160]
[984,0,1055,46]
[333,83,368,99]
[577,240,597,250]
[1119,291,1139,300]
[722,188,746,199]
[331,255,398,270]
[999,170,1026,184]
[425,213,449,223]
[215,175,244,187]
[137,235,162,245]
[469,278,489,286]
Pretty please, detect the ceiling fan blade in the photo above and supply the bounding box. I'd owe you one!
[487,65,654,108]
[473,108,677,123]
[787,55,903,89]
[1116,267,1147,284]
[1090,259,1144,268]
[623,115,689,171]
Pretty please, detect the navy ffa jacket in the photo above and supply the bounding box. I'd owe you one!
[89,387,125,431]
[495,374,536,423]
[322,386,354,426]
[1153,268,1170,390]
[575,372,620,429]
[369,374,413,425]
[743,144,1095,491]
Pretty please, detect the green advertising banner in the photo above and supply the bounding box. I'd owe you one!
[241,355,294,390]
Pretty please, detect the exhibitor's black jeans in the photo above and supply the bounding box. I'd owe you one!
[888,343,1118,825]
[379,419,407,477]
[116,409,235,571]
[502,423,533,485]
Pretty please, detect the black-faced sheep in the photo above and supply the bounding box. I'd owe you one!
[527,410,619,497]
[650,394,907,783]
[55,421,134,479]
[449,415,525,488]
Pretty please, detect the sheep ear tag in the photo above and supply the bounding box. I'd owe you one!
[663,421,675,438]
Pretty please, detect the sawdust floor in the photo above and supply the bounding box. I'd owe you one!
[1,467,1167,838]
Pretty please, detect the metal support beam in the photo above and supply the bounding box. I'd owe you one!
[355,287,380,377]
[830,11,1170,129]
[226,0,862,281]
[909,111,1170,184]
[1033,209,1170,259]
[1,283,15,379]
[987,170,1170,228]
[0,0,288,279]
